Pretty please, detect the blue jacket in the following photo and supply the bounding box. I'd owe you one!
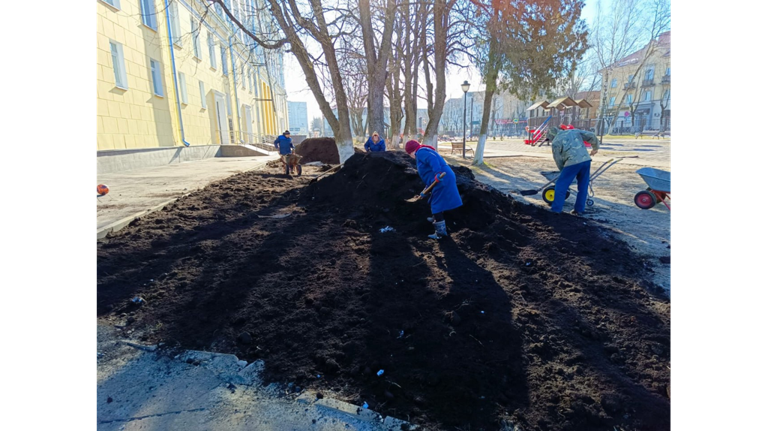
[364,137,386,152]
[415,147,463,214]
[274,135,294,155]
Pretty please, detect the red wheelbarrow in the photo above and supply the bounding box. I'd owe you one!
[634,167,670,210]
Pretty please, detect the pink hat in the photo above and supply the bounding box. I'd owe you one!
[405,140,420,154]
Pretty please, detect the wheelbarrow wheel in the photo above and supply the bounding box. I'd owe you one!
[634,190,656,209]
[542,187,556,205]
[542,187,569,206]
[586,199,595,207]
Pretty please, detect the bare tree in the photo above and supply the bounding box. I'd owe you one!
[418,0,465,148]
[209,0,405,162]
[593,0,670,134]
[359,0,397,137]
[385,17,405,148]
[658,83,670,133]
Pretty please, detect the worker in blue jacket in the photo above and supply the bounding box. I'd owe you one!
[405,140,463,239]
[364,132,386,152]
[274,130,294,155]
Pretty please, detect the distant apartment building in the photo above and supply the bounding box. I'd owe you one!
[599,31,671,133]
[97,0,289,151]
[287,101,308,135]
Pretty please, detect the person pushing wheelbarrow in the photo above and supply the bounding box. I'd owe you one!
[405,140,463,239]
[274,130,299,175]
[546,126,600,215]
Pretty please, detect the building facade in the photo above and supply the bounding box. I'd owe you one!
[287,101,308,135]
[599,31,671,134]
[97,0,289,151]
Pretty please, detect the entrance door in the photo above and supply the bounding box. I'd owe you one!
[243,105,253,143]
[214,92,229,145]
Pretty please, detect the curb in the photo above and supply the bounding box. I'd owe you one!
[297,393,416,430]
[97,196,183,240]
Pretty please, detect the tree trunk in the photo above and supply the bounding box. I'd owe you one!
[421,0,449,148]
[472,25,501,165]
[360,0,396,138]
[255,0,354,161]
[387,50,404,149]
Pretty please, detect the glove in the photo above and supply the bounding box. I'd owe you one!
[434,173,443,183]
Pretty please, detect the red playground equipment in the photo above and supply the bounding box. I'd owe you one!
[524,116,551,145]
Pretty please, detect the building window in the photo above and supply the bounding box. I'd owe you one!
[665,67,671,76]
[100,0,121,9]
[611,78,617,88]
[644,91,652,101]
[109,40,128,89]
[140,0,157,30]
[221,47,228,75]
[199,81,207,109]
[178,72,188,104]
[150,59,163,97]
[645,66,654,81]
[627,74,634,83]
[663,89,670,100]
[627,94,633,104]
[208,33,217,69]
[248,68,253,94]
[609,97,616,107]
[169,2,182,46]
[191,18,201,59]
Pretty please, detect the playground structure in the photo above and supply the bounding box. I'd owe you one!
[525,96,596,145]
[524,116,551,146]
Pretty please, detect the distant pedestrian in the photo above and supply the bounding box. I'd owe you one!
[546,127,600,215]
[364,132,386,152]
[274,130,294,155]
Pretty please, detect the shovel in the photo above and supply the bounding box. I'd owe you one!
[405,172,446,202]
[518,176,557,196]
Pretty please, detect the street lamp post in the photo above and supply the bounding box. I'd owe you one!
[461,80,470,158]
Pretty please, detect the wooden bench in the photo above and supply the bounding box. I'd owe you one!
[450,142,474,156]
[636,130,670,139]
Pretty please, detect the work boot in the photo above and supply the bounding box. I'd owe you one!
[427,217,435,223]
[428,220,447,240]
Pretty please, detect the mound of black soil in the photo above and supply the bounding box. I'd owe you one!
[296,138,340,164]
[97,152,670,431]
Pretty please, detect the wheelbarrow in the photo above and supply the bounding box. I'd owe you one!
[281,153,303,176]
[519,158,628,207]
[634,167,670,210]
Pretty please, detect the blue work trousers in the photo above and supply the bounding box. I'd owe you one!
[551,160,591,213]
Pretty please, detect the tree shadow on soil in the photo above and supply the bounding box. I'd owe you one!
[359,223,528,429]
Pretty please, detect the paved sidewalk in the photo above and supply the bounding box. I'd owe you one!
[98,324,413,431]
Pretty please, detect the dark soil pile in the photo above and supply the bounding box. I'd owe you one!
[296,138,340,164]
[97,151,670,431]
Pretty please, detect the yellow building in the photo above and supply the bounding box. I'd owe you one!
[599,31,671,133]
[97,0,289,151]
